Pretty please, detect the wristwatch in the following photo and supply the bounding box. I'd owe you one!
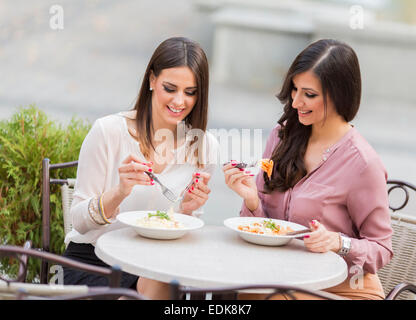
[337,233,351,257]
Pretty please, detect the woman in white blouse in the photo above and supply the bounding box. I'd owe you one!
[63,37,218,299]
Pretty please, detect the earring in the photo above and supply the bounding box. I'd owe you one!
[149,87,153,91]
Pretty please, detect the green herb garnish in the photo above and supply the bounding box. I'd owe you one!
[263,219,280,232]
[148,210,171,220]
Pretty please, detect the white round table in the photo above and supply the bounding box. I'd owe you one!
[95,225,348,291]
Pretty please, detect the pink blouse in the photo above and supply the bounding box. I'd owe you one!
[241,125,393,275]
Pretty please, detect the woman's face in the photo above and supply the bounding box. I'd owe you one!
[150,66,197,129]
[291,70,336,127]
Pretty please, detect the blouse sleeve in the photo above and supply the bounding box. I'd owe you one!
[70,119,111,234]
[240,125,280,217]
[345,157,394,274]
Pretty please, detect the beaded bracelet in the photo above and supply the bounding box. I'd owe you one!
[88,197,107,225]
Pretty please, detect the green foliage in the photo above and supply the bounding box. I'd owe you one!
[0,105,91,282]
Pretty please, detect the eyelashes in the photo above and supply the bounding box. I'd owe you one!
[292,87,317,99]
[163,85,197,96]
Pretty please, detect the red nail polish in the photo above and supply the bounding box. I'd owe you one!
[249,174,255,176]
[188,189,192,193]
[232,163,237,166]
[304,235,310,239]
[195,173,200,177]
[195,179,199,183]
[191,186,194,191]
[148,168,152,172]
[239,168,244,171]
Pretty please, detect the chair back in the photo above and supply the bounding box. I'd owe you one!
[378,180,416,300]
[0,243,147,300]
[41,158,78,284]
[0,244,122,292]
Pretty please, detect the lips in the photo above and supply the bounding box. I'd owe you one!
[298,110,312,116]
[166,105,185,116]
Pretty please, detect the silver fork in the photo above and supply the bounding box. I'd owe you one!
[175,177,196,204]
[144,171,177,202]
[223,160,259,169]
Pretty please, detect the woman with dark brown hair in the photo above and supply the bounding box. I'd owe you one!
[63,37,218,299]
[223,39,393,300]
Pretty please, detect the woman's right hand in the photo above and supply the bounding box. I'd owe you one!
[116,154,154,199]
[223,161,259,205]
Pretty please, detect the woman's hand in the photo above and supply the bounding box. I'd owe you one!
[180,172,211,215]
[303,220,341,253]
[222,161,259,210]
[116,154,154,199]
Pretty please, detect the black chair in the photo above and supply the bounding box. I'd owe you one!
[41,158,78,284]
[168,280,347,300]
[378,180,416,300]
[0,242,146,300]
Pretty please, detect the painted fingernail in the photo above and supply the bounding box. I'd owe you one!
[239,168,244,171]
[188,189,192,193]
[195,179,199,183]
[150,182,155,185]
[232,163,237,166]
[148,168,152,172]
[249,174,255,176]
[195,172,200,177]
[304,235,310,239]
[191,186,194,191]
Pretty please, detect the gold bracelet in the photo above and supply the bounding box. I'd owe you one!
[88,197,107,225]
[98,195,111,224]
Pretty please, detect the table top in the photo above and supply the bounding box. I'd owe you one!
[95,225,348,291]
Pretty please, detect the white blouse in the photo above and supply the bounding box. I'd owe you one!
[64,111,219,246]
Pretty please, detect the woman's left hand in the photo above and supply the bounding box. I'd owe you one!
[303,220,341,253]
[180,172,211,215]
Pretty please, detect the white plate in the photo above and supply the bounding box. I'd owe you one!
[117,211,204,240]
[224,217,309,246]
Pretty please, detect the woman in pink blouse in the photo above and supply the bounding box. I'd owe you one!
[223,39,393,300]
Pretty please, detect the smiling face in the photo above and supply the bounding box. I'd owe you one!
[291,70,338,127]
[149,66,197,130]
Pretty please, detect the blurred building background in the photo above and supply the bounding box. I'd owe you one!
[0,0,415,224]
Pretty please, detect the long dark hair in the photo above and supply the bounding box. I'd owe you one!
[133,37,209,163]
[264,39,362,193]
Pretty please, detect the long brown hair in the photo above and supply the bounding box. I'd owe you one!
[133,37,209,164]
[264,39,362,193]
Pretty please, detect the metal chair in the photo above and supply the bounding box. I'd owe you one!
[41,158,78,284]
[169,280,347,300]
[378,180,416,300]
[0,242,144,300]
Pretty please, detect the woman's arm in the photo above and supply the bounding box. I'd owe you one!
[345,158,394,274]
[239,125,281,217]
[70,119,110,234]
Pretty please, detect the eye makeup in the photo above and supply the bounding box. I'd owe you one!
[162,84,197,96]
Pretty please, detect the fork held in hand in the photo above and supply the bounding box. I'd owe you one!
[144,171,177,202]
[223,160,259,169]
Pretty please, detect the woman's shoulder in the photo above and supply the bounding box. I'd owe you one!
[91,111,131,137]
[345,128,386,173]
